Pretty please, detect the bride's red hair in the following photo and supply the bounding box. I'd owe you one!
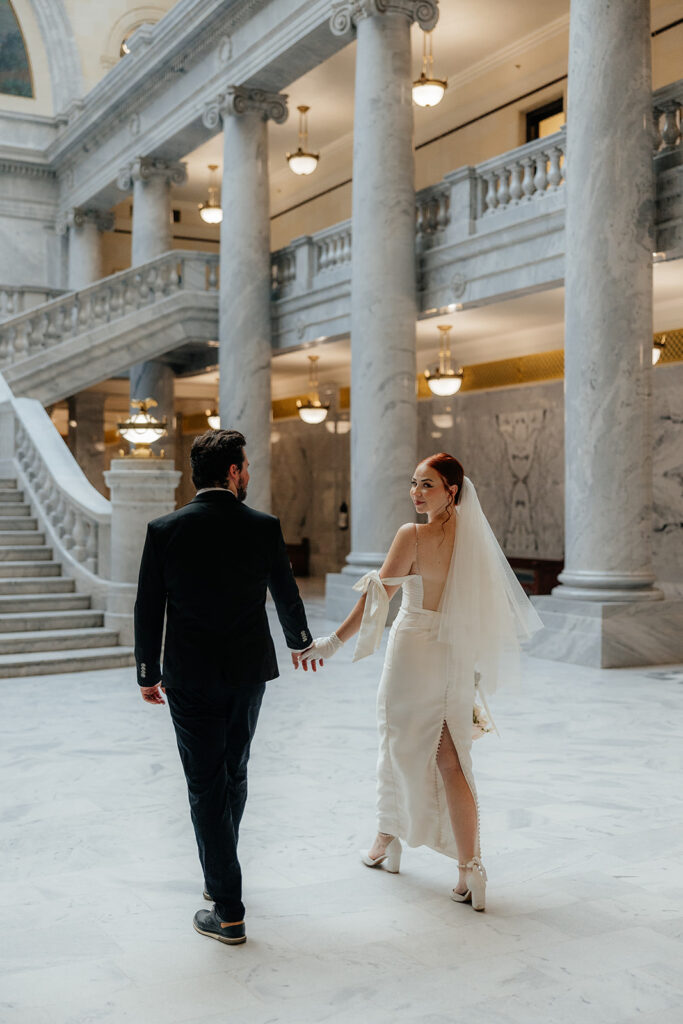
[422,452,464,506]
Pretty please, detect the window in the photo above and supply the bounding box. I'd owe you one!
[0,0,32,97]
[526,99,564,143]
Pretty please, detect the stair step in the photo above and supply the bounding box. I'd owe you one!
[0,520,40,533]
[0,577,75,595]
[0,561,61,578]
[0,480,18,489]
[0,547,52,562]
[0,609,103,633]
[0,506,31,517]
[0,532,44,545]
[0,593,89,613]
[0,492,24,503]
[0,646,135,678]
[0,627,121,655]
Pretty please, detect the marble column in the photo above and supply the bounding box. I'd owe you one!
[325,0,438,618]
[66,208,113,291]
[67,391,107,495]
[202,88,288,513]
[528,0,683,667]
[118,157,187,460]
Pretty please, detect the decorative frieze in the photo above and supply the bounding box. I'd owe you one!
[117,157,187,192]
[202,86,288,130]
[330,0,439,35]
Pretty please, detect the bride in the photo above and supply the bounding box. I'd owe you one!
[300,453,542,911]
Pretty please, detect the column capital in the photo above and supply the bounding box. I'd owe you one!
[68,207,115,233]
[330,0,438,35]
[202,86,288,130]
[117,157,187,192]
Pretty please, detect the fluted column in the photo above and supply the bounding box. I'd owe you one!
[556,0,658,603]
[118,157,187,459]
[330,0,437,572]
[66,208,113,291]
[202,88,288,513]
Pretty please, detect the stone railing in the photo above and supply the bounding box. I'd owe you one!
[416,183,451,242]
[0,286,65,322]
[315,222,353,273]
[653,80,682,154]
[0,250,219,370]
[0,372,111,577]
[475,129,567,217]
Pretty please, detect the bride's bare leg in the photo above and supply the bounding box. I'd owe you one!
[436,723,477,894]
[368,831,395,860]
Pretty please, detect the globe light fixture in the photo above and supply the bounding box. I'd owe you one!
[206,408,221,429]
[118,398,167,457]
[297,354,330,424]
[287,106,319,176]
[199,164,223,224]
[424,324,464,396]
[413,31,447,108]
[652,334,667,365]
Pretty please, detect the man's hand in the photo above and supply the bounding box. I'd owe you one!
[291,646,322,673]
[140,683,166,705]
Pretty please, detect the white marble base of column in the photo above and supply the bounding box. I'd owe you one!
[552,569,662,603]
[528,594,683,668]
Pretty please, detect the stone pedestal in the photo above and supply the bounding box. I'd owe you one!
[67,391,107,495]
[326,2,437,619]
[103,457,181,643]
[203,88,287,513]
[529,0,683,666]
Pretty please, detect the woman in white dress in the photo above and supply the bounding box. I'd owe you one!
[301,453,542,911]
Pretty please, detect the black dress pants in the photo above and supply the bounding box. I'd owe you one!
[167,682,266,922]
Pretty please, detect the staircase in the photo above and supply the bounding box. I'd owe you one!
[0,478,134,678]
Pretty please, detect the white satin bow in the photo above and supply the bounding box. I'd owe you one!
[351,570,411,662]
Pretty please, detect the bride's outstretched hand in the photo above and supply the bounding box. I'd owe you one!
[299,633,343,670]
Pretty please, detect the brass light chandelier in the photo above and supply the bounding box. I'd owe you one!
[297,354,330,423]
[424,325,464,396]
[287,105,319,176]
[413,31,447,108]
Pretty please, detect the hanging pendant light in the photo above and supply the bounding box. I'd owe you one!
[199,164,223,224]
[424,325,464,396]
[117,398,167,457]
[413,31,447,108]
[287,106,320,176]
[297,354,330,423]
[652,334,667,365]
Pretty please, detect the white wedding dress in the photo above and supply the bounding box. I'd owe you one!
[351,477,544,861]
[354,569,477,859]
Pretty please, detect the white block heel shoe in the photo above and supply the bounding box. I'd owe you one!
[361,836,402,873]
[451,857,487,911]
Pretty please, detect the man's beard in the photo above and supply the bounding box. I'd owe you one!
[236,475,247,502]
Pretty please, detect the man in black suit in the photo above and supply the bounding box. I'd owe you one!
[134,429,318,946]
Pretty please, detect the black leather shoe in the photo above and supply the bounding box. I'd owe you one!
[193,908,246,945]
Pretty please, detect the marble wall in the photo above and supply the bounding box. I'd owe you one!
[419,380,566,561]
[652,362,683,595]
[271,416,351,578]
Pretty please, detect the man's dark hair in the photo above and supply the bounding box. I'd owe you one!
[190,429,246,489]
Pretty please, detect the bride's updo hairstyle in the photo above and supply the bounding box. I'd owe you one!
[423,453,464,513]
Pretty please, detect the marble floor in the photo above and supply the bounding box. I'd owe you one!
[1,588,683,1024]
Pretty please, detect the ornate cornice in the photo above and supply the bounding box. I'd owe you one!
[0,159,56,180]
[117,157,188,191]
[330,0,439,34]
[202,86,288,129]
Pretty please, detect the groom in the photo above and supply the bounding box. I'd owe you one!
[134,428,318,945]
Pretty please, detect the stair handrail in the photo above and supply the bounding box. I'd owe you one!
[0,250,219,371]
[0,370,112,582]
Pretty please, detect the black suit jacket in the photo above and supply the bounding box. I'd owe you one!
[133,490,312,691]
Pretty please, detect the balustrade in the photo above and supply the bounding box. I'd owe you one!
[13,409,110,576]
[476,129,567,216]
[315,225,352,273]
[415,185,450,242]
[653,82,682,152]
[0,286,64,323]
[0,251,219,370]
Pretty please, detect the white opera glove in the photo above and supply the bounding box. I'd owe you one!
[300,632,343,664]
